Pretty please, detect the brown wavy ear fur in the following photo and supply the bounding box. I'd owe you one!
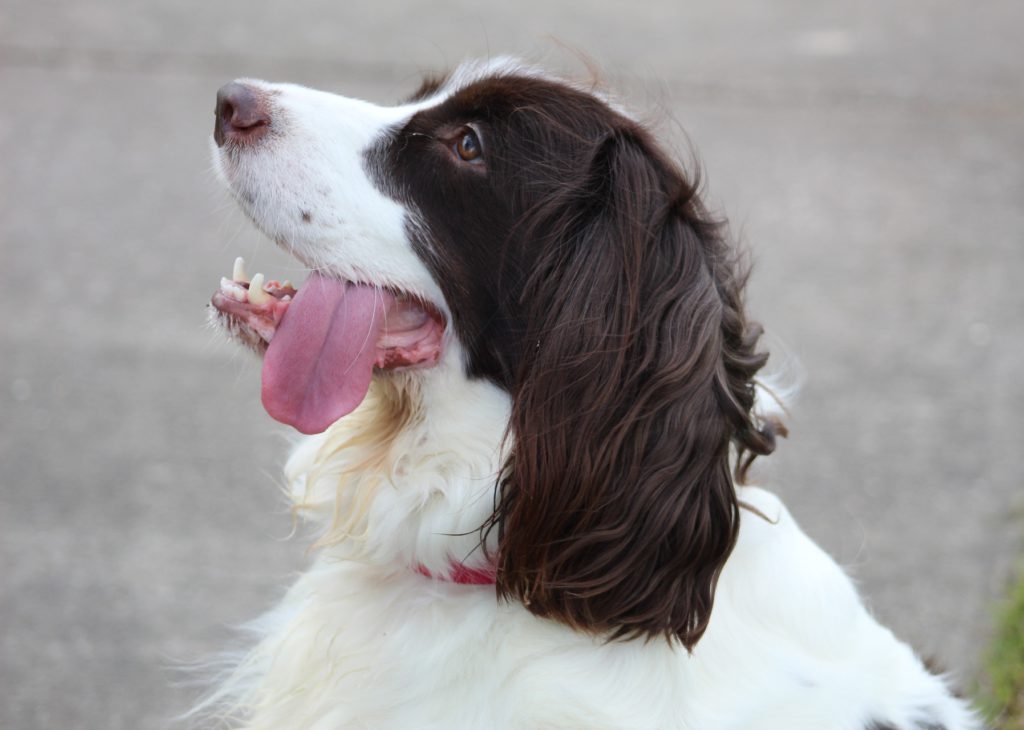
[491,128,776,650]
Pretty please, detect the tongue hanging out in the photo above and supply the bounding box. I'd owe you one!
[263,274,390,434]
[210,259,446,435]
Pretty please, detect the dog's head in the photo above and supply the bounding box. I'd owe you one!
[211,58,778,650]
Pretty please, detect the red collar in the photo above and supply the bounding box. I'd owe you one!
[415,561,496,585]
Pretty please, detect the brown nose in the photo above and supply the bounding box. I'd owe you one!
[214,82,271,147]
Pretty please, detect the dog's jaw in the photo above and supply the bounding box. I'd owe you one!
[209,256,447,433]
[209,80,465,432]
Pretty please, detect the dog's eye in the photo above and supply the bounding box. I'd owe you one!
[454,128,483,163]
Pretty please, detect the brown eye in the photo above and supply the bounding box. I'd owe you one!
[454,128,483,163]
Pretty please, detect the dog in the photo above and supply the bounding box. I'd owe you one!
[204,58,979,729]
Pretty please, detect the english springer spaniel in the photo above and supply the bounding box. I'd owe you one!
[204,58,979,729]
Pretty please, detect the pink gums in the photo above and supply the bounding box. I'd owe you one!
[213,272,444,434]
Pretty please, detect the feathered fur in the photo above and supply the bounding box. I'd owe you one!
[200,58,980,729]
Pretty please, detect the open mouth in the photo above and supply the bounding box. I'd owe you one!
[211,257,445,434]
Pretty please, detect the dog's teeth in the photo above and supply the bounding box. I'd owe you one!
[233,257,249,284]
[248,273,270,304]
[221,277,248,302]
[282,280,293,289]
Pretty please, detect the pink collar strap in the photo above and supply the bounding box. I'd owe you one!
[415,561,497,585]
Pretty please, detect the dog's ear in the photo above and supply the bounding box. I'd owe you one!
[492,129,777,650]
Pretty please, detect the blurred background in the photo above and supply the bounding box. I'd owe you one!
[1,1,1022,727]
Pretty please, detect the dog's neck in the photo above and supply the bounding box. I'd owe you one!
[284,354,511,577]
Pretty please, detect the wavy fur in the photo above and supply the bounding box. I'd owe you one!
[199,59,980,729]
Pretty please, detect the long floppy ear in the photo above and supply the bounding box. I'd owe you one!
[492,129,776,650]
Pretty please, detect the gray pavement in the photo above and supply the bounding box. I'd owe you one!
[1,2,1022,728]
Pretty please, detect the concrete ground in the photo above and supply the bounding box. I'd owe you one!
[1,1,1022,727]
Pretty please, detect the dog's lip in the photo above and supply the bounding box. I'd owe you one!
[211,256,447,359]
[212,257,447,433]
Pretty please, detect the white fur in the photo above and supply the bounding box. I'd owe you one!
[204,61,980,729]
[200,387,977,729]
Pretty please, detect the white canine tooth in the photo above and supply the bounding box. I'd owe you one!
[232,256,249,284]
[248,273,270,305]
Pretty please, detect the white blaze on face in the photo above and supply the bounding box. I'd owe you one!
[211,56,534,311]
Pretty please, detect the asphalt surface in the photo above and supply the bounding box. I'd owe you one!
[1,2,1022,728]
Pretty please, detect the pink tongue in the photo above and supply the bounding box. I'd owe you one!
[262,273,392,434]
